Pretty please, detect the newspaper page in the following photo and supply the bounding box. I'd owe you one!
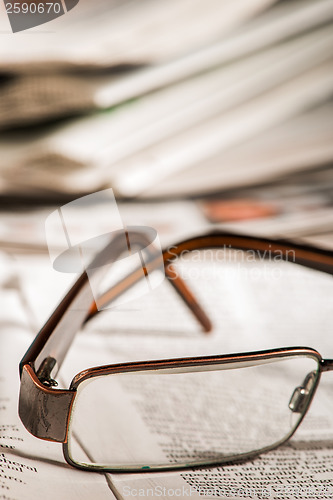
[1,206,332,499]
[0,255,115,500]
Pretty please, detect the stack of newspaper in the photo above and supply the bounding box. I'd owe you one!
[0,0,332,199]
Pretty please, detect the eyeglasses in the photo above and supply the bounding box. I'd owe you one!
[18,230,333,472]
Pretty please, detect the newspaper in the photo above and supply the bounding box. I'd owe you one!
[0,0,330,129]
[149,103,333,198]
[1,239,332,499]
[0,0,275,71]
[1,25,333,198]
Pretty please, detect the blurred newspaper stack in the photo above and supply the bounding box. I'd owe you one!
[0,0,332,201]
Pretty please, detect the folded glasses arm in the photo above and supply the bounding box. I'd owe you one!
[19,228,210,382]
[162,232,333,275]
[86,259,212,332]
[80,231,333,364]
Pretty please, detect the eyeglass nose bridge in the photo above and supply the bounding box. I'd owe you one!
[288,371,317,413]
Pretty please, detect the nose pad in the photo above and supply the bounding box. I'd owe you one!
[289,371,316,413]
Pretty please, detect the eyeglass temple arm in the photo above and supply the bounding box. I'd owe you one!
[86,259,212,332]
[165,264,212,332]
[19,230,210,380]
[161,232,333,275]
[87,230,333,332]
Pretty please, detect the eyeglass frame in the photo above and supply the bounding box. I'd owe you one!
[18,230,333,471]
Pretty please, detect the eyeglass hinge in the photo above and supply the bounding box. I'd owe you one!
[19,364,75,443]
[36,357,58,387]
[321,359,333,372]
